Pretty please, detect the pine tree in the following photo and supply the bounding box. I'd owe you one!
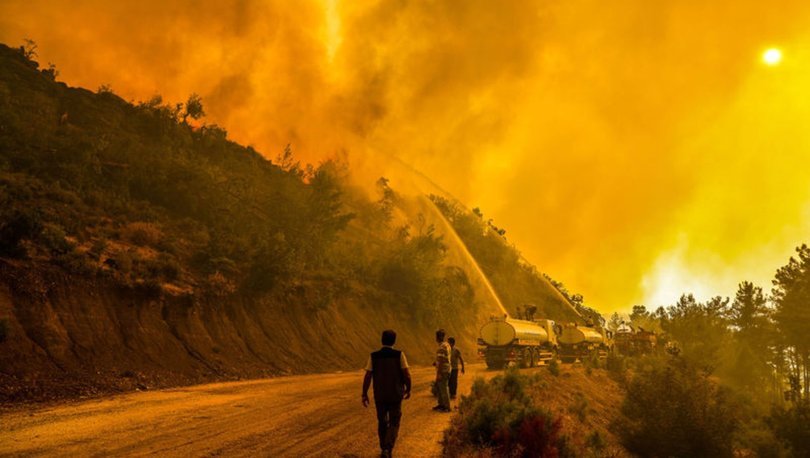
[772,245,810,399]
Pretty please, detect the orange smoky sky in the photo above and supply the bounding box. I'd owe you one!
[3,0,810,313]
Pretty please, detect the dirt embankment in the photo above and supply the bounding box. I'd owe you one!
[0,260,485,404]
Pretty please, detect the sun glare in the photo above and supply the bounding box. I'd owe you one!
[763,48,783,66]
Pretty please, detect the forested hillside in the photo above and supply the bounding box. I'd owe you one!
[0,42,584,402]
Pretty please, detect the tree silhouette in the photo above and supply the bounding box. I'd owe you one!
[183,93,205,123]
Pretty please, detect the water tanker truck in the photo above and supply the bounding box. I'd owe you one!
[614,324,657,356]
[557,323,613,363]
[477,316,559,369]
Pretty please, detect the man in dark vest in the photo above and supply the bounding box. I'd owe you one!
[362,329,412,458]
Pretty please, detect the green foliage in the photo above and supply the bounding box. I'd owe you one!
[772,244,810,399]
[769,401,810,456]
[659,294,732,372]
[39,223,74,255]
[182,93,205,123]
[122,222,162,247]
[19,39,37,59]
[616,357,740,457]
[378,224,445,308]
[42,62,58,80]
[583,352,601,374]
[547,357,560,377]
[605,353,626,383]
[568,392,589,422]
[0,43,366,298]
[443,369,571,458]
[55,250,96,275]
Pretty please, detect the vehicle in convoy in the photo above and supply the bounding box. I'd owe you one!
[614,324,657,356]
[557,323,613,363]
[477,315,560,369]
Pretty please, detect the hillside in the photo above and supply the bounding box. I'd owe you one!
[0,42,581,403]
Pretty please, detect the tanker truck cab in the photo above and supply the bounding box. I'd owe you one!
[477,315,559,369]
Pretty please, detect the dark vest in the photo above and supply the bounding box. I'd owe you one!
[371,347,404,403]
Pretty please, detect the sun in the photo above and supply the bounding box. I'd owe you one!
[763,48,783,66]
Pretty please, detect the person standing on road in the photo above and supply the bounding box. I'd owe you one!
[432,329,452,412]
[362,329,412,458]
[447,337,465,399]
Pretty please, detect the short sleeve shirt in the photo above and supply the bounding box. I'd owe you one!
[365,346,409,372]
[436,342,452,373]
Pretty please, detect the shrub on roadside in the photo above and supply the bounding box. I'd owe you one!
[443,369,572,458]
[605,353,626,384]
[547,357,560,377]
[568,393,589,422]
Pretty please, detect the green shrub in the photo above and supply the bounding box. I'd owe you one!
[583,352,601,374]
[123,222,162,247]
[769,401,810,456]
[39,223,73,254]
[443,369,572,457]
[606,352,625,375]
[568,392,589,422]
[55,251,96,275]
[547,357,560,377]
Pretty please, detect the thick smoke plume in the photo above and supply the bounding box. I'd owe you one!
[4,0,810,311]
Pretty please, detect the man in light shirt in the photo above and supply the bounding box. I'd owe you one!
[362,329,412,458]
[433,328,452,412]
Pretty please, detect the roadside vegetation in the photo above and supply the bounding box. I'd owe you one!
[445,242,810,457]
[443,366,625,457]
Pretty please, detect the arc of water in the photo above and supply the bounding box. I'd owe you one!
[423,197,509,317]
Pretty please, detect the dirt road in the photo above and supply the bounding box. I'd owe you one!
[1,363,500,457]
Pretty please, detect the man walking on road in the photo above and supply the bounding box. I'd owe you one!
[433,329,452,412]
[447,337,465,399]
[362,329,412,458]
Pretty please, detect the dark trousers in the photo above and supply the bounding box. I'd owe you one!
[449,369,459,397]
[374,400,402,451]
